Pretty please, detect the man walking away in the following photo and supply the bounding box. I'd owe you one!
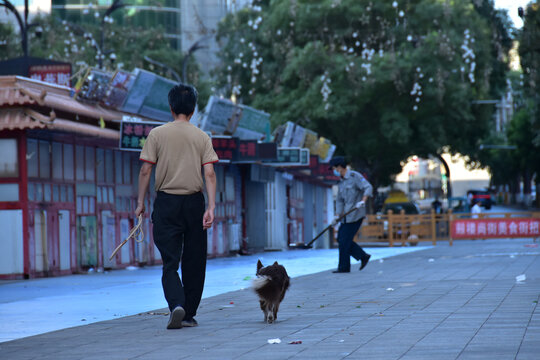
[330,156,373,273]
[135,84,218,329]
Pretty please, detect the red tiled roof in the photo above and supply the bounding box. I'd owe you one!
[0,76,126,123]
[0,87,40,107]
[0,108,47,131]
[0,107,119,140]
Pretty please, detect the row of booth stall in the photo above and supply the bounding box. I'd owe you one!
[0,73,338,279]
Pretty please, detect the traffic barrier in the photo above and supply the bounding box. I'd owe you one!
[356,210,540,246]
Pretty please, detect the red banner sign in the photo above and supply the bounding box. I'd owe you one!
[451,218,540,239]
[212,137,238,161]
[29,64,72,87]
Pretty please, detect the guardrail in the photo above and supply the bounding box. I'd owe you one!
[356,210,540,246]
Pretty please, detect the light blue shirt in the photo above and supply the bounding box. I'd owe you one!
[336,169,373,223]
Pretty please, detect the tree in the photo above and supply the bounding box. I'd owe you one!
[0,14,211,108]
[519,1,540,206]
[215,0,512,190]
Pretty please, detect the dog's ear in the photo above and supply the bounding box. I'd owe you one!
[257,259,263,272]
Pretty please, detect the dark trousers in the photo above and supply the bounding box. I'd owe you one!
[337,218,369,272]
[152,191,207,319]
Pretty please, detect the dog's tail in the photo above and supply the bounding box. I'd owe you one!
[252,275,271,291]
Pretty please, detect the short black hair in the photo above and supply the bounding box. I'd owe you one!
[328,156,347,169]
[168,84,198,116]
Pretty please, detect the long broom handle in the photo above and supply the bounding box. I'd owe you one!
[305,206,359,247]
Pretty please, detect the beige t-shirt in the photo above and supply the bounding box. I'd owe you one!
[140,121,219,195]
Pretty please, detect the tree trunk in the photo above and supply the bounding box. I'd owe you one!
[522,170,532,207]
[436,154,452,198]
[510,176,519,205]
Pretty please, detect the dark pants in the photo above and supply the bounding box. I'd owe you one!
[152,191,207,319]
[337,218,369,272]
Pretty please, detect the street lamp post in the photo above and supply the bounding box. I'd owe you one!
[143,56,181,82]
[182,36,211,83]
[0,0,40,58]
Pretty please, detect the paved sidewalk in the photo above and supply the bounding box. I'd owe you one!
[1,238,539,360]
[0,247,424,342]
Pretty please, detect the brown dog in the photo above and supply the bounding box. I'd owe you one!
[253,260,290,324]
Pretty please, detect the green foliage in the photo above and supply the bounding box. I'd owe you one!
[519,1,540,148]
[215,0,512,186]
[516,1,540,203]
[0,22,19,59]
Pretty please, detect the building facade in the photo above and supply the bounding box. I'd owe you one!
[0,75,335,280]
[52,0,183,49]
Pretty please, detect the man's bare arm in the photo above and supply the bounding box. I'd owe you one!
[202,163,217,229]
[135,162,153,217]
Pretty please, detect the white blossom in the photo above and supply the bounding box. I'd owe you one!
[410,82,422,96]
[321,71,332,106]
[361,63,372,75]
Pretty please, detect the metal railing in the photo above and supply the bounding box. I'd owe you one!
[356,210,540,246]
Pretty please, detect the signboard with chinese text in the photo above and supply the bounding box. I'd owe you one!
[29,64,72,87]
[451,218,540,239]
[266,147,310,166]
[119,116,162,151]
[212,136,238,162]
[236,140,258,162]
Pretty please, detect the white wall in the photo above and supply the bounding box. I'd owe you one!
[265,171,288,250]
[0,210,24,275]
[394,153,490,198]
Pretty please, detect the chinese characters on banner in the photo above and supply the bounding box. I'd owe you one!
[212,137,238,161]
[211,138,277,162]
[119,118,161,151]
[451,218,540,239]
[29,64,72,87]
[237,140,258,161]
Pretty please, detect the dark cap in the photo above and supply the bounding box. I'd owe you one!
[328,156,347,170]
